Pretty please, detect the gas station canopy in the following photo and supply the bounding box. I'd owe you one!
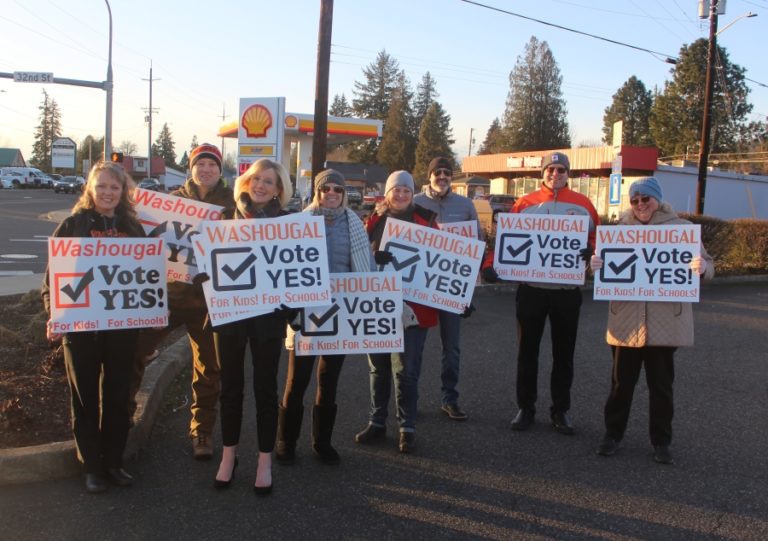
[218,112,382,145]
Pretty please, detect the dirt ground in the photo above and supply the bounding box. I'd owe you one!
[0,291,184,449]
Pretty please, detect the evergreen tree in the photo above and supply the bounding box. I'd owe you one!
[350,50,403,163]
[413,72,438,128]
[376,83,415,172]
[650,38,751,157]
[503,36,570,151]
[477,118,506,155]
[190,135,199,150]
[602,76,654,146]
[413,102,455,183]
[152,123,177,168]
[30,90,62,171]
[329,93,352,117]
[179,151,189,170]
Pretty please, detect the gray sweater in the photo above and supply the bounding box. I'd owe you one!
[414,189,483,239]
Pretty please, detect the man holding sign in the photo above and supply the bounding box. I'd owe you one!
[482,152,599,435]
[132,143,233,461]
[591,177,714,465]
[414,157,482,422]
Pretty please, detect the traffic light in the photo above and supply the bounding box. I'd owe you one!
[110,152,124,163]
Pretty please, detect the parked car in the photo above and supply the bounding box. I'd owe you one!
[0,167,49,187]
[138,178,162,191]
[477,194,517,222]
[286,197,303,213]
[362,193,384,210]
[0,171,24,188]
[346,187,363,207]
[53,176,85,194]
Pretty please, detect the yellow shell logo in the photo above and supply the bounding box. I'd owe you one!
[241,104,273,138]
[284,115,298,128]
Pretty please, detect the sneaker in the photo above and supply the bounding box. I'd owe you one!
[441,403,468,421]
[510,409,535,431]
[398,432,416,454]
[653,445,674,465]
[192,433,213,461]
[550,411,575,435]
[596,436,620,457]
[354,424,386,444]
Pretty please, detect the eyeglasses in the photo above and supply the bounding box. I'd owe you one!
[546,166,566,174]
[433,168,452,177]
[629,195,652,206]
[320,185,345,194]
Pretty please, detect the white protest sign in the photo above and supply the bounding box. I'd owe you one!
[196,213,331,325]
[493,213,590,285]
[48,238,168,333]
[378,218,484,314]
[295,271,403,355]
[134,188,225,284]
[437,220,478,239]
[593,224,701,302]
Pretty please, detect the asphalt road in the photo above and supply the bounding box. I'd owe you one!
[0,189,75,275]
[1,281,767,540]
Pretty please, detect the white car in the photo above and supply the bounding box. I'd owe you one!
[0,171,24,188]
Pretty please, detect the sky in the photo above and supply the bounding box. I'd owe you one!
[1,0,767,168]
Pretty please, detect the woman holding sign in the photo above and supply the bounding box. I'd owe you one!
[276,169,375,466]
[354,171,438,454]
[212,158,292,495]
[41,161,145,494]
[591,177,714,465]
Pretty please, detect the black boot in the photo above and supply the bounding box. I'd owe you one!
[312,404,340,465]
[275,404,303,465]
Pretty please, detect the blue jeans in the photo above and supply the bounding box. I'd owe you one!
[438,310,462,405]
[367,326,429,432]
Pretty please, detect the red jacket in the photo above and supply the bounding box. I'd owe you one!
[367,206,438,328]
[482,183,600,270]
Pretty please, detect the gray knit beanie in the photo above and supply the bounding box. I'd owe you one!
[384,170,415,195]
[629,176,663,202]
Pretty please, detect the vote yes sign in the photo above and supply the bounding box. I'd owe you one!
[134,188,225,284]
[378,218,484,314]
[593,224,701,302]
[294,271,404,355]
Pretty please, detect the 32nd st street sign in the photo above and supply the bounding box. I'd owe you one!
[13,72,54,83]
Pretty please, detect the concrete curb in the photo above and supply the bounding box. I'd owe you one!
[0,339,190,485]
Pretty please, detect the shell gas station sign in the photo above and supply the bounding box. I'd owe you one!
[238,97,285,175]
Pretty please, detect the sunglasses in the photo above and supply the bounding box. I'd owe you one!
[433,168,452,177]
[320,185,345,194]
[629,195,652,206]
[546,166,566,174]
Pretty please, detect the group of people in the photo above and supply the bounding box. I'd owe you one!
[42,145,713,495]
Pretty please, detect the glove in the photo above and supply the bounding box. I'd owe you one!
[192,272,210,286]
[460,303,476,319]
[579,247,594,262]
[275,303,299,323]
[402,303,419,328]
[482,267,500,283]
[690,256,708,275]
[590,255,603,270]
[374,250,394,265]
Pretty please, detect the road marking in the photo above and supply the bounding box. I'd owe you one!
[0,270,34,276]
[10,238,48,242]
[0,254,39,259]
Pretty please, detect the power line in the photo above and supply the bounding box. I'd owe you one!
[459,0,679,63]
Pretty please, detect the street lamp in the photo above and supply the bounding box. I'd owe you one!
[104,0,113,158]
[716,12,757,37]
[696,4,757,215]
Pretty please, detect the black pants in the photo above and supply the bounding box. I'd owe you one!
[215,333,281,452]
[62,329,137,473]
[282,351,345,409]
[515,284,582,414]
[604,345,675,446]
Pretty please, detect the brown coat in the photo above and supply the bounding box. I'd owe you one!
[605,203,715,348]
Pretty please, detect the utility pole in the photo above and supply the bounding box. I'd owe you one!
[311,0,333,196]
[696,0,719,215]
[219,103,227,164]
[468,127,475,156]
[142,62,159,180]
